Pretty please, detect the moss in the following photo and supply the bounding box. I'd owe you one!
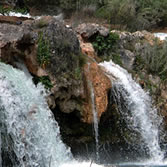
[71,52,87,80]
[79,53,87,68]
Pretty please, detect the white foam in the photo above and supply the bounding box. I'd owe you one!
[154,33,167,40]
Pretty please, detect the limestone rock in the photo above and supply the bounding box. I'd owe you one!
[82,62,111,123]
[120,49,135,70]
[76,23,109,40]
[78,34,111,123]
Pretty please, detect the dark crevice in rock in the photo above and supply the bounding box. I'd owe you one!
[53,105,96,159]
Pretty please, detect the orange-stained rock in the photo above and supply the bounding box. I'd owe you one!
[82,61,111,123]
[79,36,111,123]
[79,36,101,62]
[80,42,95,59]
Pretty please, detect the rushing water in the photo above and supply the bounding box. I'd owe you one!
[0,59,166,167]
[154,33,167,40]
[99,60,165,162]
[0,62,73,167]
[87,63,99,161]
[0,62,105,167]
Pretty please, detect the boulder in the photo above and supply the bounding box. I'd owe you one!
[76,23,109,40]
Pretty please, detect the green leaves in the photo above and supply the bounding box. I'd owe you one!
[135,40,167,80]
[92,32,119,55]
[96,0,167,31]
[33,76,53,89]
[37,32,50,68]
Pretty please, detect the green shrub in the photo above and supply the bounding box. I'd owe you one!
[0,6,28,15]
[72,53,87,80]
[79,53,87,67]
[135,40,167,80]
[37,32,50,68]
[92,32,123,65]
[92,32,119,55]
[33,76,53,89]
[96,0,167,31]
[35,19,49,28]
[0,6,11,15]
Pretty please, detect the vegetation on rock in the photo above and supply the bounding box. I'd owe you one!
[37,32,50,68]
[134,40,167,80]
[33,75,53,89]
[92,32,119,55]
[0,5,28,15]
[96,0,167,31]
[91,32,122,65]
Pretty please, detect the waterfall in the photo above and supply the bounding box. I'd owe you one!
[0,62,72,167]
[99,60,165,162]
[87,63,99,161]
[89,80,99,160]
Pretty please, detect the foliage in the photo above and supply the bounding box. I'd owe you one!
[0,6,11,15]
[134,40,167,80]
[37,32,50,68]
[33,76,53,89]
[79,53,87,68]
[22,0,167,30]
[72,53,87,80]
[96,0,167,31]
[0,6,28,15]
[92,32,119,55]
[14,7,28,14]
[74,66,82,80]
[92,32,122,65]
[35,19,49,28]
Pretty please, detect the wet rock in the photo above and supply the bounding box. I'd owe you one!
[82,62,111,123]
[78,34,111,123]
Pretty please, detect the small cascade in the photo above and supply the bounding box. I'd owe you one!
[87,63,99,161]
[0,62,73,167]
[100,60,165,162]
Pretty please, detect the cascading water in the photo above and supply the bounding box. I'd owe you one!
[0,62,104,167]
[99,60,165,163]
[0,62,72,167]
[87,63,99,161]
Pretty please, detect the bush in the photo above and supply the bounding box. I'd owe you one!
[92,32,119,55]
[0,6,28,15]
[135,40,167,80]
[92,32,122,65]
[96,0,167,31]
[33,76,53,89]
